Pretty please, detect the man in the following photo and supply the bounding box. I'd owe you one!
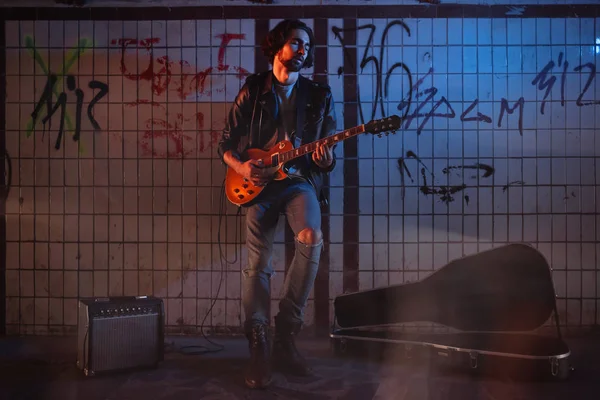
[217,19,337,389]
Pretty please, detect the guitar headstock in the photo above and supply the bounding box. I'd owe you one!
[365,115,402,137]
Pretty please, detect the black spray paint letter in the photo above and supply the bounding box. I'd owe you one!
[30,74,108,149]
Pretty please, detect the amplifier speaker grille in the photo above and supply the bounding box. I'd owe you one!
[77,296,164,376]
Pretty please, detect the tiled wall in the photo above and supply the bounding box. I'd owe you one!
[2,6,600,335]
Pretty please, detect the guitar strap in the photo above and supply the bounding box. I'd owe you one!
[251,81,260,149]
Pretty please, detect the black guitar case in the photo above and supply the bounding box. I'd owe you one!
[330,243,572,380]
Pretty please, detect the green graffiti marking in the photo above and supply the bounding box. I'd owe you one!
[24,36,93,152]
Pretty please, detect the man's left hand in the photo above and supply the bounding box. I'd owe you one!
[312,143,334,169]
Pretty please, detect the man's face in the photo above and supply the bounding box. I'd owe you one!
[276,28,310,72]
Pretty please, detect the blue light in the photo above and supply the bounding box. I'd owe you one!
[596,37,600,54]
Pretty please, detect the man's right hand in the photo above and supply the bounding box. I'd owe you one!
[237,159,278,187]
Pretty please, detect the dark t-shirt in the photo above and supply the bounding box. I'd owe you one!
[264,79,306,180]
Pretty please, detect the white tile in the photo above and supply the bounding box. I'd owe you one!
[477,19,491,45]
[432,18,447,46]
[329,272,344,298]
[358,244,373,271]
[357,131,373,158]
[565,299,580,325]
[550,18,566,45]
[374,243,388,270]
[579,18,594,45]
[582,271,596,297]
[491,19,506,45]
[567,215,582,242]
[536,18,551,46]
[359,272,373,291]
[373,160,389,186]
[4,21,19,48]
[462,19,477,46]
[417,19,432,46]
[582,300,595,325]
[507,215,523,242]
[374,216,388,243]
[359,216,373,243]
[447,46,462,74]
[567,271,581,297]
[374,271,389,288]
[329,215,344,244]
[447,19,462,45]
[373,187,389,215]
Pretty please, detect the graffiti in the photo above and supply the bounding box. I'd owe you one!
[532,51,600,111]
[135,103,220,158]
[191,33,250,96]
[397,151,495,205]
[397,68,455,134]
[497,97,525,135]
[531,52,568,114]
[331,20,600,137]
[572,63,599,106]
[112,33,249,157]
[502,181,525,192]
[111,33,250,102]
[331,21,414,124]
[460,99,492,123]
[388,46,600,204]
[31,74,108,150]
[396,68,525,135]
[24,36,108,151]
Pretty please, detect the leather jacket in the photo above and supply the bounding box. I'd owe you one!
[218,70,337,206]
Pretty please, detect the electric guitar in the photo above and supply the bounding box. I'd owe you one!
[224,115,402,206]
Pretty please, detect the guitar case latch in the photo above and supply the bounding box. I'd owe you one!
[469,351,479,369]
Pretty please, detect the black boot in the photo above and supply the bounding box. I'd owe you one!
[244,323,272,389]
[272,316,313,376]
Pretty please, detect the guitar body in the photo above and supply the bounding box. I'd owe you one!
[225,140,294,206]
[223,115,402,207]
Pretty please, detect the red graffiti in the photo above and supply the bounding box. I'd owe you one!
[112,33,248,158]
[140,115,194,158]
[111,34,250,101]
[188,33,250,96]
[195,113,221,153]
[111,38,175,96]
[135,103,221,158]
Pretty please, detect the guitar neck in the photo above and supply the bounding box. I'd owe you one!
[279,124,366,164]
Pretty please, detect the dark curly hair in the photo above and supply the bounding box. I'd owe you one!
[261,19,315,69]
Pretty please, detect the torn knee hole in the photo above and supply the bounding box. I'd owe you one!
[297,228,323,245]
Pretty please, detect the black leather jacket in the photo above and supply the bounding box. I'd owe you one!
[218,71,337,206]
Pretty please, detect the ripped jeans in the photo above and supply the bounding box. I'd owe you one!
[242,178,323,327]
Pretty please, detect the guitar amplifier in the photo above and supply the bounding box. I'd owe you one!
[76,296,165,376]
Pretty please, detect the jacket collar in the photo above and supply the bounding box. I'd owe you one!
[257,71,309,144]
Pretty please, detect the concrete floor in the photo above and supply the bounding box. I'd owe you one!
[0,332,598,400]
